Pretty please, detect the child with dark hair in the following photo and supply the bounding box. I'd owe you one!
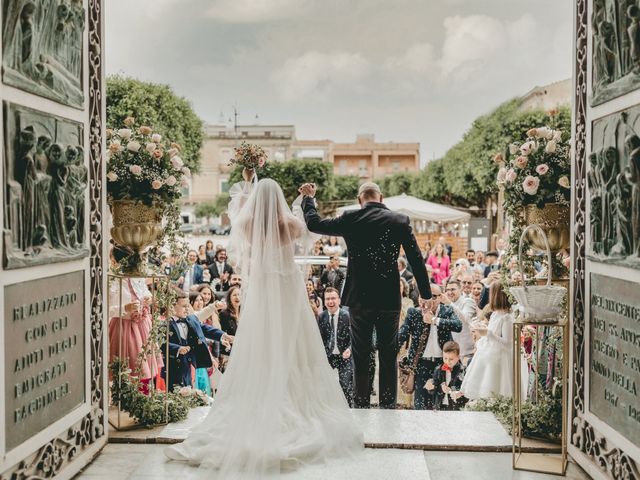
[425,341,467,411]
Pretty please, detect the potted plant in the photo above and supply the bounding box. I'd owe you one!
[106,117,190,274]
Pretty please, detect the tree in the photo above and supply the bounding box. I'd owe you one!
[106,75,204,173]
[415,100,571,208]
[229,159,334,205]
[332,175,360,202]
[377,172,415,197]
[194,194,230,224]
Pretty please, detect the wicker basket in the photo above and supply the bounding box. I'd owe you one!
[509,224,566,322]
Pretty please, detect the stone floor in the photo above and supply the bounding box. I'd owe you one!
[95,407,588,479]
[76,444,589,479]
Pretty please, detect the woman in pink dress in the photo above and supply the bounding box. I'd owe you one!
[426,242,450,285]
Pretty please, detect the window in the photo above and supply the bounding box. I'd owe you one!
[358,160,368,177]
[264,131,271,137]
[219,131,226,137]
[241,131,248,137]
[339,159,347,175]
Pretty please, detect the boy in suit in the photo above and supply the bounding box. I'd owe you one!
[163,292,233,392]
[426,341,468,411]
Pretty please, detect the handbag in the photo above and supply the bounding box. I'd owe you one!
[398,320,431,395]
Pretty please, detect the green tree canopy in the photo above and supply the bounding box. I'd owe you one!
[412,99,571,208]
[229,160,335,205]
[194,193,229,223]
[332,175,360,202]
[106,75,204,173]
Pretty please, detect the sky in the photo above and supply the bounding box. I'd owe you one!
[105,0,572,163]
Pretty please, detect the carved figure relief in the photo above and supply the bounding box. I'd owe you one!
[2,101,88,269]
[2,0,85,108]
[591,0,640,105]
[589,108,640,268]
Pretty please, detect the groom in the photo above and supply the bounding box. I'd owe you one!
[299,182,432,408]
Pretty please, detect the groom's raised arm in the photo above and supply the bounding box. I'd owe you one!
[302,196,348,236]
[400,221,432,300]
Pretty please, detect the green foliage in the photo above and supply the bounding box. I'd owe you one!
[194,194,230,222]
[333,175,360,202]
[419,99,571,208]
[110,358,209,427]
[376,172,415,197]
[106,75,204,173]
[229,159,335,205]
[466,393,563,441]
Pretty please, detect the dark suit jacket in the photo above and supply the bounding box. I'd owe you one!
[400,269,414,283]
[320,267,346,292]
[208,261,234,280]
[163,315,224,372]
[317,308,351,357]
[429,362,468,411]
[302,198,431,310]
[219,309,238,355]
[398,306,462,363]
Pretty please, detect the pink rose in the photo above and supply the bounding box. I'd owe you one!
[153,149,163,159]
[513,156,528,169]
[506,168,517,183]
[168,148,179,158]
[180,178,189,188]
[165,175,177,186]
[145,142,157,153]
[496,167,507,184]
[129,165,142,176]
[520,141,537,156]
[522,175,540,195]
[181,166,191,177]
[535,164,549,175]
[171,156,184,169]
[258,157,266,168]
[151,133,162,143]
[151,179,163,189]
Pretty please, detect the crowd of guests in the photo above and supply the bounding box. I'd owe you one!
[109,233,534,411]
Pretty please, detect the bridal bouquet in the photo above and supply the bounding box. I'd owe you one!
[106,117,191,207]
[229,141,268,170]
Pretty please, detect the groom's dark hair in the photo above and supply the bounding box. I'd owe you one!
[324,287,340,298]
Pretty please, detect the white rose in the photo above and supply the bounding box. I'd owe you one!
[145,142,157,153]
[165,175,177,186]
[117,128,132,140]
[127,141,141,153]
[151,133,162,143]
[171,156,184,169]
[509,143,519,155]
[536,127,553,139]
[129,165,142,176]
[496,167,507,184]
[181,166,191,177]
[553,130,562,143]
[545,140,557,154]
[107,171,118,182]
[506,168,517,183]
[520,141,538,156]
[168,148,179,158]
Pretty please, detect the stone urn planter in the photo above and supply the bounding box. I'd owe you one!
[110,200,164,275]
[521,203,570,253]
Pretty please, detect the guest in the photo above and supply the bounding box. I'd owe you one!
[196,284,223,359]
[474,250,487,272]
[465,249,476,267]
[162,292,232,392]
[483,251,500,278]
[440,281,477,365]
[461,282,527,400]
[178,250,204,292]
[422,241,433,261]
[437,236,453,259]
[223,272,242,292]
[197,245,208,265]
[460,273,474,297]
[219,285,241,369]
[317,288,354,406]
[398,284,462,409]
[320,255,345,292]
[204,240,215,264]
[306,280,323,316]
[425,341,468,411]
[426,243,451,285]
[470,281,484,306]
[398,257,414,283]
[188,292,220,395]
[397,277,416,408]
[208,248,234,291]
[323,236,343,256]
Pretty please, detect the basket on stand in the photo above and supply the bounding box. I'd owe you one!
[508,224,566,323]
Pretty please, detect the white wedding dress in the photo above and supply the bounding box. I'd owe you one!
[165,178,363,478]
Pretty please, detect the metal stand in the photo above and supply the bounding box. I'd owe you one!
[107,272,169,430]
[512,318,569,476]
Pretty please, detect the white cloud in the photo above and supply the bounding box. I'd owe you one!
[271,51,370,102]
[206,0,312,23]
[385,43,437,75]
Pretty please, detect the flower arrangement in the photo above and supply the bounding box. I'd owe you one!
[106,117,191,207]
[228,141,268,170]
[110,358,210,427]
[495,126,571,211]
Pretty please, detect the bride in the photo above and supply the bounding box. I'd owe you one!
[165,169,363,477]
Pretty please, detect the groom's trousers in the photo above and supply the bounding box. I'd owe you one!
[349,308,400,409]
